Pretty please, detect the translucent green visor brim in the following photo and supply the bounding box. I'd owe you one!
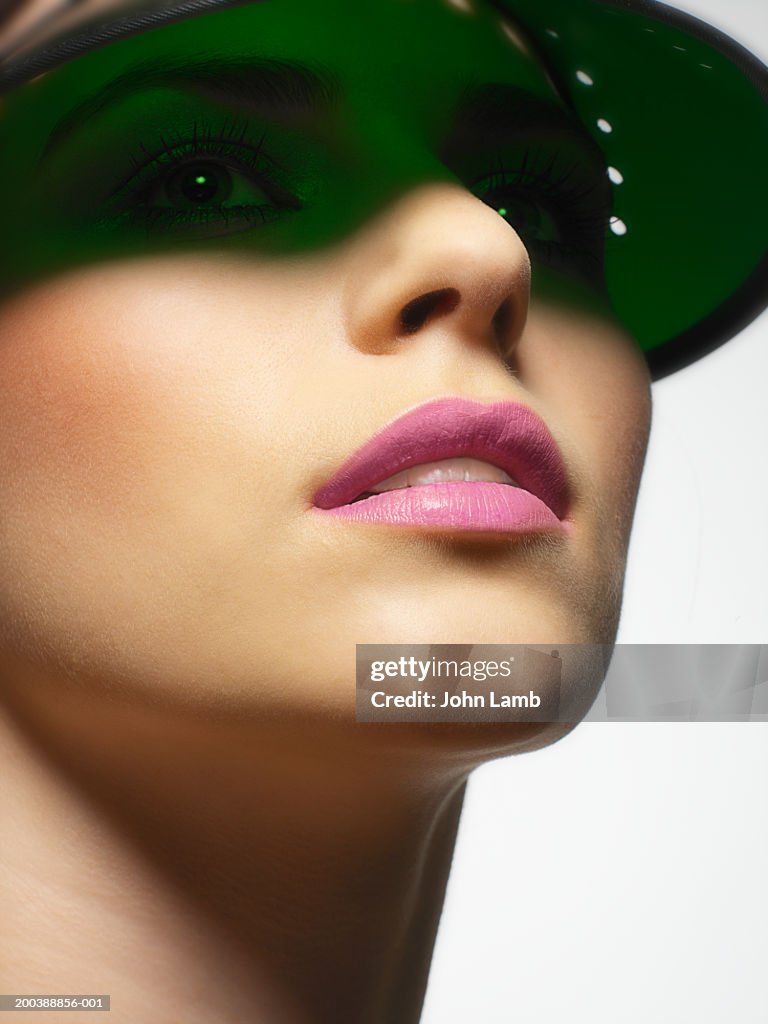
[1,0,766,380]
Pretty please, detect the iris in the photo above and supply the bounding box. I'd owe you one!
[166,162,232,204]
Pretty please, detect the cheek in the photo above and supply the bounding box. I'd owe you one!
[522,306,651,489]
[0,262,305,520]
[581,338,651,516]
[0,289,161,516]
[0,261,320,666]
[519,305,652,587]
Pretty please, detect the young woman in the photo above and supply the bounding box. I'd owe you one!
[0,1,765,1022]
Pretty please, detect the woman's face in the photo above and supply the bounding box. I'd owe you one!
[0,0,650,729]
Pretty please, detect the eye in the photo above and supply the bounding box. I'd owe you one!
[161,160,239,205]
[101,129,304,238]
[131,154,300,236]
[467,154,611,285]
[150,159,265,211]
[478,185,559,245]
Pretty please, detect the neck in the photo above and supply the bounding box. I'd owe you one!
[0,673,470,1024]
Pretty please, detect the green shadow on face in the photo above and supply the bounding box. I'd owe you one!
[0,0,614,316]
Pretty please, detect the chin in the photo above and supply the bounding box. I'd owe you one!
[303,601,619,767]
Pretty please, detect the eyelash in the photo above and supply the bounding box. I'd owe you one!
[96,120,609,276]
[469,146,611,278]
[101,118,303,235]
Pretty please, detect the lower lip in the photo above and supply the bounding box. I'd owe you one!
[313,482,565,533]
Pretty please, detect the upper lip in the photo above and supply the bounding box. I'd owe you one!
[313,396,569,518]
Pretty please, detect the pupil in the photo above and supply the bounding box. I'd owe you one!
[501,197,540,232]
[169,163,230,205]
[484,189,551,242]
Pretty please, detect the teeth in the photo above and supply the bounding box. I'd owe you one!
[368,457,520,494]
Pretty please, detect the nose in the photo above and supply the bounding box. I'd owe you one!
[342,183,531,359]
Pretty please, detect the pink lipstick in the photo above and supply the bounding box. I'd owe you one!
[312,397,570,534]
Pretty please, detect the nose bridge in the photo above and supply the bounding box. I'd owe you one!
[342,80,456,199]
[342,182,531,356]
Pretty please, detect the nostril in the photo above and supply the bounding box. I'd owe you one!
[398,288,460,335]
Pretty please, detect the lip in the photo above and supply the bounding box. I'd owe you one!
[312,397,570,534]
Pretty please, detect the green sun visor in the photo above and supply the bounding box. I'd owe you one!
[1,0,766,379]
[504,0,768,377]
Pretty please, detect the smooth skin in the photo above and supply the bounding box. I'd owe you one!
[0,1,652,1022]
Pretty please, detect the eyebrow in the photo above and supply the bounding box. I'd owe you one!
[42,55,340,159]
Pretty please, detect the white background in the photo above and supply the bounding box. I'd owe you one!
[422,1,768,1020]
